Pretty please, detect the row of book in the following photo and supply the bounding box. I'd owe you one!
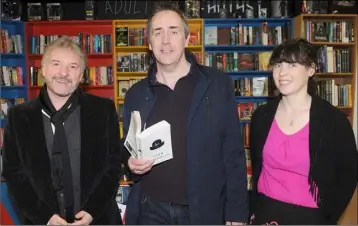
[81,66,113,86]
[233,77,274,97]
[237,102,266,121]
[118,79,141,97]
[0,29,23,54]
[29,34,112,54]
[117,53,152,73]
[0,98,25,119]
[115,27,147,47]
[204,51,272,72]
[115,27,201,47]
[305,20,355,43]
[1,66,24,87]
[317,80,353,107]
[205,22,290,46]
[316,46,352,73]
[77,33,112,54]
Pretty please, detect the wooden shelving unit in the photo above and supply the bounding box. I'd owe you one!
[112,19,204,137]
[25,20,114,100]
[293,14,357,125]
[293,13,357,226]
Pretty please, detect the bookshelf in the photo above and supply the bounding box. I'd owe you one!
[293,14,357,225]
[113,19,204,138]
[293,14,357,124]
[25,20,114,100]
[1,19,28,129]
[203,17,293,190]
[1,19,26,226]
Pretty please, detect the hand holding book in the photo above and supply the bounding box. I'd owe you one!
[128,157,154,175]
[124,111,173,166]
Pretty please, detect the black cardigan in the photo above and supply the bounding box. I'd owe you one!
[249,95,357,224]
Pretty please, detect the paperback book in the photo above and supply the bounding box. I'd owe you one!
[124,111,173,165]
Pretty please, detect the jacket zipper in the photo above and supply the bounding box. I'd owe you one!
[205,96,211,131]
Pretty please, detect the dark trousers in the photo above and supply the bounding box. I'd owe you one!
[138,196,190,225]
[251,194,330,225]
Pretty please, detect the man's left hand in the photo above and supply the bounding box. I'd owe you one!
[69,211,93,225]
[226,221,245,225]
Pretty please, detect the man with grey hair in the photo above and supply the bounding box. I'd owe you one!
[122,3,249,225]
[2,36,123,225]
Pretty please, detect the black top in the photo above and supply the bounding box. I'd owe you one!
[141,64,199,205]
[249,95,357,224]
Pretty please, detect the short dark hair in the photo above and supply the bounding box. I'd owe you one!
[269,38,318,95]
[146,2,190,43]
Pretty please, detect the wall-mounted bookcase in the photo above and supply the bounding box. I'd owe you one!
[203,17,293,190]
[0,19,27,130]
[113,19,204,138]
[293,14,357,125]
[25,20,114,100]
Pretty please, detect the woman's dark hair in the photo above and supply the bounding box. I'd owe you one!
[268,38,318,95]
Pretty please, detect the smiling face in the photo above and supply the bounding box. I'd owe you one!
[42,47,83,98]
[272,62,315,96]
[269,38,317,96]
[148,10,190,66]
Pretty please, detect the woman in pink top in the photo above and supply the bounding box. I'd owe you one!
[249,38,357,225]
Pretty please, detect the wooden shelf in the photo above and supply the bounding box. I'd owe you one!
[336,106,353,110]
[294,14,357,225]
[310,42,355,46]
[81,85,113,89]
[28,53,112,57]
[115,46,148,52]
[300,14,358,19]
[117,72,146,77]
[26,20,113,25]
[316,72,353,76]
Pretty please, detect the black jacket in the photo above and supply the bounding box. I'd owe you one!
[249,95,357,224]
[123,52,249,224]
[2,93,123,225]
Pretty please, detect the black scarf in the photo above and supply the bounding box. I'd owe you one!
[39,84,82,222]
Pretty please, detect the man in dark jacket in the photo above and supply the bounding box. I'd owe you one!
[122,3,248,225]
[2,36,122,225]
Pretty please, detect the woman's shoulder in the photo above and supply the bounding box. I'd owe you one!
[251,96,280,119]
[312,95,348,121]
